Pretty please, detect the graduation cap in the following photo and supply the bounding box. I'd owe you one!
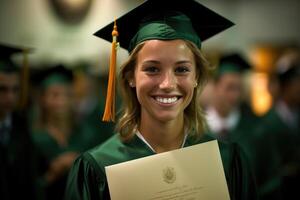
[37,64,74,90]
[94,0,234,121]
[0,43,32,110]
[95,0,234,52]
[0,43,24,71]
[216,53,251,77]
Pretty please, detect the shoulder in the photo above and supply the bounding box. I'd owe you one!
[65,151,108,200]
[31,129,51,145]
[67,134,133,184]
[260,107,283,128]
[84,134,129,169]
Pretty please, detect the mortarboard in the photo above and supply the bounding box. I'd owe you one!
[94,0,234,52]
[216,53,251,77]
[37,64,74,90]
[0,43,32,110]
[0,43,24,71]
[0,44,24,57]
[93,0,234,121]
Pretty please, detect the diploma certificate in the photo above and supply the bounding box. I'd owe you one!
[105,140,230,200]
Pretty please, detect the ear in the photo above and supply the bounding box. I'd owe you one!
[128,79,136,87]
[125,70,136,88]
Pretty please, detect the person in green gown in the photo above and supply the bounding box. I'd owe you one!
[65,0,258,199]
[31,64,95,200]
[205,53,260,161]
[72,68,116,148]
[0,43,38,200]
[249,50,300,200]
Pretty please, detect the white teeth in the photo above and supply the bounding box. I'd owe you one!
[155,97,178,104]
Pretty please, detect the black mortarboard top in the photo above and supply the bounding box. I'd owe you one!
[216,53,251,77]
[0,43,25,71]
[94,0,234,52]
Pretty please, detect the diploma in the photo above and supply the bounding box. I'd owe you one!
[105,140,230,200]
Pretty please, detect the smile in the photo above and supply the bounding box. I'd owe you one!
[155,96,179,104]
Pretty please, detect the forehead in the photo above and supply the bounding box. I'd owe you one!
[137,39,194,61]
[44,83,72,91]
[217,73,242,84]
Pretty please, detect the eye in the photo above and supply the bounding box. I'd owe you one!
[175,66,190,74]
[143,66,159,74]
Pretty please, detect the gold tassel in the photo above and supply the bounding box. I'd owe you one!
[102,19,118,122]
[18,48,29,110]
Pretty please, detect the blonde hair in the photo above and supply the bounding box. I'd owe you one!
[116,40,211,141]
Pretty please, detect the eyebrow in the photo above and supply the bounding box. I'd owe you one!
[142,60,160,65]
[142,60,193,65]
[176,60,193,65]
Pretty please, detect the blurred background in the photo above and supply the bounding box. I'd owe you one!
[1,1,299,200]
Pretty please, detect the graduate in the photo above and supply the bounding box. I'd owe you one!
[250,51,300,200]
[31,64,95,200]
[205,53,260,155]
[0,43,38,200]
[65,0,258,199]
[206,53,258,141]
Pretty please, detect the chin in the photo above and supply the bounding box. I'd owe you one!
[154,113,180,123]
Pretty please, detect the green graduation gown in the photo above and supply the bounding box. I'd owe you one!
[32,126,95,200]
[65,134,258,200]
[249,107,300,200]
[0,112,38,200]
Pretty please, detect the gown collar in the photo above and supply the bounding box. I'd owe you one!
[135,130,188,153]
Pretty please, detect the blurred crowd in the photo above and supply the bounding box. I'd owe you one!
[0,42,299,200]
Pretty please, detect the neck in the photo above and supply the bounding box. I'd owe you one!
[139,115,185,153]
[44,115,72,147]
[214,102,230,118]
[45,114,72,134]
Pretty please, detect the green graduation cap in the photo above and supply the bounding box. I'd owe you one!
[93,0,234,121]
[216,53,251,77]
[0,43,32,109]
[37,64,74,90]
[94,0,234,52]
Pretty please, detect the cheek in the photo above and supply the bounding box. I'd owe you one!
[180,79,196,100]
[135,78,153,103]
[44,96,56,109]
[184,80,196,93]
[134,69,156,89]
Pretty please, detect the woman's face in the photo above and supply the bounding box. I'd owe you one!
[132,39,197,123]
[214,73,242,113]
[42,84,73,118]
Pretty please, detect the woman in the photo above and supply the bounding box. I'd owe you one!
[65,0,258,199]
[31,65,91,200]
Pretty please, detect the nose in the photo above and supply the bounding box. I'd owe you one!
[159,71,176,91]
